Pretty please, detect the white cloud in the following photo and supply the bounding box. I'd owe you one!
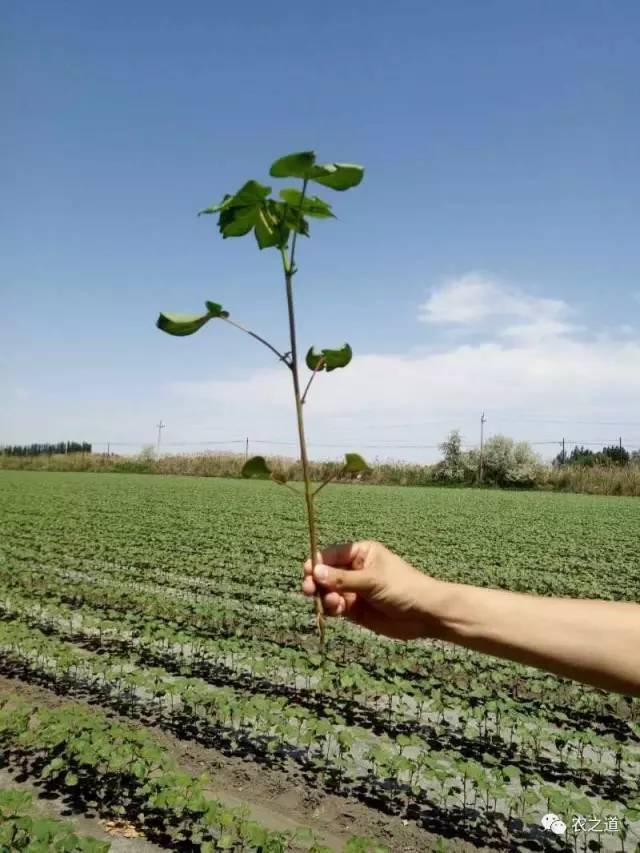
[169,334,640,461]
[418,273,571,339]
[171,337,640,420]
[500,319,577,344]
[166,275,640,462]
[8,273,638,463]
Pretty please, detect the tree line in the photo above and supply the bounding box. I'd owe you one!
[1,442,92,457]
[435,431,639,489]
[554,444,638,467]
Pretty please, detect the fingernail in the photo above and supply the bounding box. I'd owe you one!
[313,565,328,582]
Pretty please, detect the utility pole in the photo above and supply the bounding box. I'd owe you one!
[479,412,486,483]
[561,437,565,464]
[245,437,249,461]
[107,442,110,458]
[156,420,166,452]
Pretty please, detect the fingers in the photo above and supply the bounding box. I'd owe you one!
[312,563,374,595]
[304,542,361,575]
[302,579,346,615]
[302,575,315,596]
[322,591,346,616]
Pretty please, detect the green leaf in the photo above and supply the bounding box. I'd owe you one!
[253,204,282,249]
[279,189,335,219]
[306,343,352,372]
[156,302,229,337]
[202,179,298,250]
[197,194,234,216]
[207,180,275,242]
[241,456,272,478]
[501,765,521,780]
[231,179,271,206]
[204,301,229,318]
[0,789,32,817]
[269,151,364,191]
[310,163,364,191]
[157,311,212,336]
[219,204,257,237]
[271,200,309,237]
[344,453,370,473]
[64,771,79,786]
[269,151,316,178]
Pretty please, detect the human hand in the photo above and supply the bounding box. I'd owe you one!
[301,540,445,640]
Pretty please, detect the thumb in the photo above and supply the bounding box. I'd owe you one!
[313,563,374,594]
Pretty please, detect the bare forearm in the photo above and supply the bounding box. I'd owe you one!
[427,580,640,696]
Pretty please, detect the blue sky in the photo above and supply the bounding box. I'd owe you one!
[2,1,640,460]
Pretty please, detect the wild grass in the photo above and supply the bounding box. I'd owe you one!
[543,462,640,497]
[2,451,639,496]
[0,450,434,485]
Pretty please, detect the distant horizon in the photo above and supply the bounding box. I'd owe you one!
[3,425,637,466]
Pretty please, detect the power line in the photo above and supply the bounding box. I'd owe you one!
[492,418,640,427]
[93,437,640,450]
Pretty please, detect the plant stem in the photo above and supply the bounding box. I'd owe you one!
[281,178,325,653]
[273,479,304,499]
[221,317,290,366]
[301,357,324,405]
[284,266,325,651]
[313,472,338,497]
[289,178,308,274]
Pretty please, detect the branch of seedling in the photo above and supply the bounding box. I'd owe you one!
[155,149,368,655]
[220,317,292,368]
[301,357,325,405]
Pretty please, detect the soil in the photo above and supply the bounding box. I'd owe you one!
[0,674,468,851]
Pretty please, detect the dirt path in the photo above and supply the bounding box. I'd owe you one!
[0,675,458,852]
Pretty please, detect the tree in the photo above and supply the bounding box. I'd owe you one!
[557,444,630,467]
[435,430,464,482]
[600,444,629,466]
[470,435,542,488]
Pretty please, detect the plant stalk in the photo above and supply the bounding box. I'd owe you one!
[282,177,325,652]
[284,267,325,652]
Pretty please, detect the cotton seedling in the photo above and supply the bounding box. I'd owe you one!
[155,151,369,651]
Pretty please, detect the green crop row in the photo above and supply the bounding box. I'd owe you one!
[0,788,110,852]
[0,697,294,851]
[1,615,638,850]
[2,587,638,780]
[2,473,638,600]
[2,561,636,733]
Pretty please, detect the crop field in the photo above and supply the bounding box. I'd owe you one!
[0,470,638,852]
